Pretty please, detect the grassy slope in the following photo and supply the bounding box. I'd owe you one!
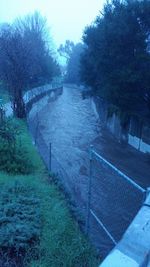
[0,119,99,267]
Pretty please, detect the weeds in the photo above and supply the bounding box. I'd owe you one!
[0,119,100,266]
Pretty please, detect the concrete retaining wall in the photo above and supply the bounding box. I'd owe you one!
[24,84,63,113]
[106,113,122,140]
[4,83,63,117]
[100,190,150,267]
[128,134,150,154]
[93,97,150,154]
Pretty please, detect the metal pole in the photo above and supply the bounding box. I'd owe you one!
[86,144,93,235]
[138,122,143,152]
[35,113,39,146]
[49,142,52,172]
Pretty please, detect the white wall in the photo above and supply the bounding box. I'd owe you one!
[128,134,150,153]
[100,191,150,267]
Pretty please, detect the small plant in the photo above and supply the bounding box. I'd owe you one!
[0,181,41,266]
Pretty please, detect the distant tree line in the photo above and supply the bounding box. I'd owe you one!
[0,12,60,118]
[80,0,150,125]
[66,43,84,84]
[58,40,84,84]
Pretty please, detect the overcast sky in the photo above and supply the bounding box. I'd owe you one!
[0,0,105,47]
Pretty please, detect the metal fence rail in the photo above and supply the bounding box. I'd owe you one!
[86,145,145,255]
[28,114,82,206]
[140,251,150,267]
[27,95,146,258]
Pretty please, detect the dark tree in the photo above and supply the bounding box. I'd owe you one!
[80,0,150,122]
[65,43,84,84]
[0,12,60,118]
[58,40,75,61]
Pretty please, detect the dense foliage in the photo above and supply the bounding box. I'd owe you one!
[0,12,60,118]
[58,40,84,84]
[65,43,84,84]
[80,0,150,121]
[0,118,33,174]
[0,181,40,266]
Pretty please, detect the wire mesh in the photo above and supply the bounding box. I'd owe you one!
[27,99,145,258]
[88,148,145,256]
[27,114,88,220]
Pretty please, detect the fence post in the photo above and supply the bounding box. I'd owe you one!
[140,251,150,267]
[49,142,52,172]
[86,144,93,235]
[35,113,39,145]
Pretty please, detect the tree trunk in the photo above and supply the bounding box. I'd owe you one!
[13,88,26,118]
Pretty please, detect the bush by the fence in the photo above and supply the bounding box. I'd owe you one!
[0,118,33,174]
[0,180,40,265]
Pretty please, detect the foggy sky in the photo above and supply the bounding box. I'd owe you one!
[0,0,105,46]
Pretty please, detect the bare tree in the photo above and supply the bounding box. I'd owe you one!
[0,12,59,118]
[58,40,75,61]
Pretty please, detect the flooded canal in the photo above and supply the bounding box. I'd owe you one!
[28,85,144,258]
[37,85,100,206]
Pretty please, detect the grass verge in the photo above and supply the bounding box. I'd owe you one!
[0,118,100,266]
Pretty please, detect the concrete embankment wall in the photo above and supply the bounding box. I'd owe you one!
[24,84,63,113]
[91,96,150,266]
[100,190,150,267]
[4,84,63,117]
[107,113,150,154]
[93,96,150,154]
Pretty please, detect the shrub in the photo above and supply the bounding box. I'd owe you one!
[0,118,33,174]
[0,181,40,266]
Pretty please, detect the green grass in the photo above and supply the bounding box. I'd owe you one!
[0,119,100,267]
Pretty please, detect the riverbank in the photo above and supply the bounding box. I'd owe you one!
[0,117,99,266]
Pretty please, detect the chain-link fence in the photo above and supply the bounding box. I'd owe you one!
[27,90,146,258]
[28,112,146,257]
[86,146,146,256]
[27,112,76,199]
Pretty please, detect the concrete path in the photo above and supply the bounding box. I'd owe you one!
[93,128,150,189]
